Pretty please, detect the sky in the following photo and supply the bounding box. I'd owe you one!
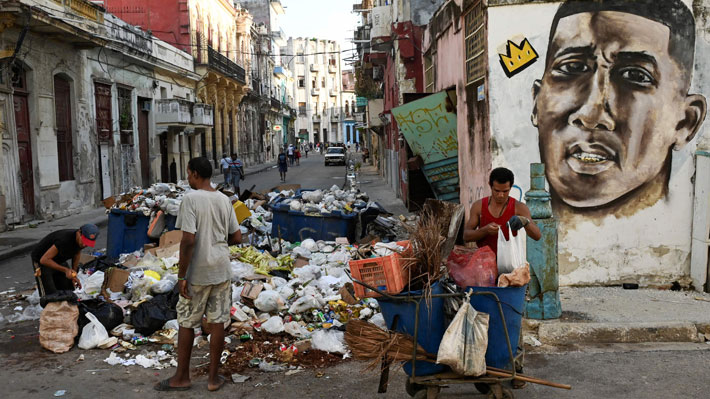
[279,0,360,69]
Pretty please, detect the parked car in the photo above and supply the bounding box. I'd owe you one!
[324,147,346,166]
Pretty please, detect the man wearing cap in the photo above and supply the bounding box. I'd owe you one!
[31,224,99,299]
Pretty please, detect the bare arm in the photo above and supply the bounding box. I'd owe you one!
[177,232,196,279]
[228,230,243,246]
[516,203,542,241]
[40,245,71,274]
[463,200,499,242]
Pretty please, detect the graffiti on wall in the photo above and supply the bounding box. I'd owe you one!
[529,0,706,217]
[499,38,539,77]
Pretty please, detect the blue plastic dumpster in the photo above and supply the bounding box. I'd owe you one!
[378,282,448,376]
[270,201,357,243]
[106,209,177,258]
[468,285,526,370]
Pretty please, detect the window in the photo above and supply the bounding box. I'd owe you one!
[298,76,305,88]
[118,87,133,145]
[321,77,326,88]
[424,51,435,93]
[312,78,316,88]
[345,102,349,115]
[464,1,485,85]
[54,75,74,181]
[94,82,112,142]
[160,87,167,99]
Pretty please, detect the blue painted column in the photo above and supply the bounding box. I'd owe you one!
[525,163,562,319]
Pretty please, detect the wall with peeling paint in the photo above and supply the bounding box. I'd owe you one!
[485,0,709,286]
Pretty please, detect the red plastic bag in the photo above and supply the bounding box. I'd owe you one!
[446,246,497,288]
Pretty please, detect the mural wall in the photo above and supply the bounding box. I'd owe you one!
[486,0,708,285]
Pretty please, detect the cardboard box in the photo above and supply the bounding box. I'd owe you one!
[293,256,309,269]
[269,184,301,193]
[335,237,350,245]
[339,283,358,305]
[155,243,180,259]
[122,257,139,268]
[103,267,130,293]
[251,200,266,210]
[159,230,183,248]
[102,196,116,209]
[143,243,157,252]
[78,253,97,267]
[240,282,263,306]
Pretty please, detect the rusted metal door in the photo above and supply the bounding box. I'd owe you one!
[54,76,73,181]
[13,94,33,217]
[94,82,112,142]
[138,98,150,187]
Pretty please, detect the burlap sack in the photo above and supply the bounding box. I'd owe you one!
[39,301,79,353]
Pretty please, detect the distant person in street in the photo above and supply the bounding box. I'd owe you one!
[219,153,231,184]
[155,157,241,393]
[304,145,309,158]
[31,224,99,299]
[295,147,301,166]
[228,153,244,195]
[355,142,360,152]
[277,150,288,181]
[463,167,541,254]
[287,144,295,166]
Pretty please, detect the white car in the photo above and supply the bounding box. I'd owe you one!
[324,147,346,166]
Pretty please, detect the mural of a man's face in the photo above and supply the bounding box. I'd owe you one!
[532,10,706,209]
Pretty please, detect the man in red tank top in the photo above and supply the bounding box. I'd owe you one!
[463,168,542,256]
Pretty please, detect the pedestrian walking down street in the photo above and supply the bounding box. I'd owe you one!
[295,148,301,166]
[277,150,288,182]
[287,144,295,166]
[219,153,231,184]
[155,157,241,393]
[31,224,99,298]
[304,145,309,158]
[228,153,244,195]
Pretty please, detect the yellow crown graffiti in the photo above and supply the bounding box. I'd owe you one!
[499,38,538,77]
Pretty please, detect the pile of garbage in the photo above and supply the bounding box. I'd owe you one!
[105,182,190,216]
[268,185,369,215]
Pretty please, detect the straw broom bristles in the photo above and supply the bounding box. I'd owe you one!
[345,320,435,370]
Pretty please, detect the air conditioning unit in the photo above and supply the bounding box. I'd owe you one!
[141,101,151,112]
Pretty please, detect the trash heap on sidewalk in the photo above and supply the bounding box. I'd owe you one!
[15,182,416,375]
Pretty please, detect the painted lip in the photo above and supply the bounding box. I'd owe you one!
[565,142,618,175]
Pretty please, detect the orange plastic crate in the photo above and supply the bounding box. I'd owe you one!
[349,241,412,298]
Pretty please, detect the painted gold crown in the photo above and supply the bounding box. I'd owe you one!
[499,38,538,77]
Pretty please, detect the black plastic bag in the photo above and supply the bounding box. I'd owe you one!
[78,299,124,333]
[131,289,179,336]
[40,290,78,308]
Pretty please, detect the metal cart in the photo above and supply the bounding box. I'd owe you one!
[350,276,524,399]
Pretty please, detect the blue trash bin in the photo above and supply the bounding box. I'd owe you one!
[106,210,179,259]
[468,285,526,370]
[378,282,448,376]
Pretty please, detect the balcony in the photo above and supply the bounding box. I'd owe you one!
[331,112,340,122]
[192,103,213,126]
[329,89,338,97]
[271,97,281,109]
[313,114,321,122]
[328,64,338,73]
[311,87,320,96]
[298,106,307,116]
[274,65,288,79]
[310,64,320,73]
[203,46,246,85]
[155,99,192,125]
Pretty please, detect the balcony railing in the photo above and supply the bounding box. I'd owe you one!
[155,99,192,124]
[328,64,338,73]
[298,107,307,115]
[313,114,321,122]
[331,112,340,122]
[192,103,213,126]
[310,64,320,73]
[311,87,320,96]
[204,46,246,85]
[271,97,281,109]
[329,89,338,97]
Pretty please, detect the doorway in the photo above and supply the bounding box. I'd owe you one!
[159,133,169,182]
[138,98,151,187]
[12,64,34,218]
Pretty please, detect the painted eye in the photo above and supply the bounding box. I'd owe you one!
[619,68,654,85]
[556,61,590,74]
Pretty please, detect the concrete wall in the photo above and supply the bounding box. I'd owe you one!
[485,0,709,286]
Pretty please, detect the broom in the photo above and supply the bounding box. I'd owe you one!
[345,320,435,370]
[345,320,572,390]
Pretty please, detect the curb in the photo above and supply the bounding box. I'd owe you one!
[0,214,108,262]
[537,321,701,345]
[245,163,277,177]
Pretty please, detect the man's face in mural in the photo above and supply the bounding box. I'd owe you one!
[532,11,706,209]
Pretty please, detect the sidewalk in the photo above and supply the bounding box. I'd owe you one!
[525,286,710,348]
[0,160,280,263]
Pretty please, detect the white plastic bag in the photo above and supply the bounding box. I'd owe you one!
[254,290,286,312]
[78,312,110,350]
[436,296,489,376]
[311,330,347,354]
[496,224,526,275]
[262,316,285,334]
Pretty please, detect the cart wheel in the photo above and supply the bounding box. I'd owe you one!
[405,380,425,397]
[474,383,491,394]
[486,387,513,399]
[413,390,427,399]
[412,387,439,399]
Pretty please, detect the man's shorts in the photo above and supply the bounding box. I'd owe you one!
[176,280,232,329]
